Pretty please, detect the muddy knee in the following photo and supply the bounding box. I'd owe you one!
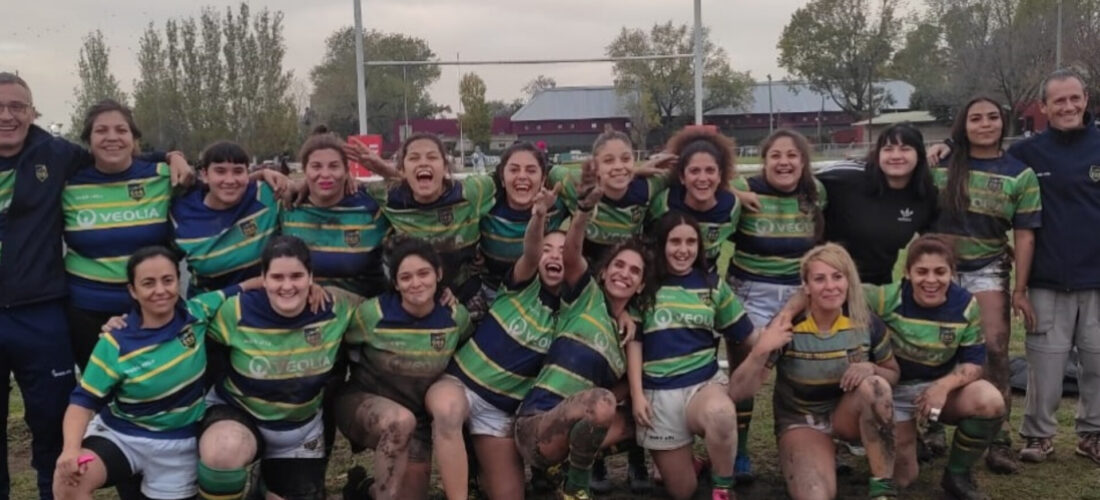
[427,391,468,438]
[581,388,617,427]
[703,401,737,439]
[857,376,892,405]
[370,407,417,451]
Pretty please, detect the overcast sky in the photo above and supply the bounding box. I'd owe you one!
[5,0,809,130]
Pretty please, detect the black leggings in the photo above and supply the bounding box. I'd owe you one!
[66,303,115,372]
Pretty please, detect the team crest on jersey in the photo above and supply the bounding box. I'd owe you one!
[986,177,1004,192]
[303,326,322,347]
[238,219,258,238]
[430,332,446,351]
[630,206,645,224]
[302,436,322,451]
[437,207,454,225]
[34,164,48,182]
[1090,165,1100,182]
[939,326,957,346]
[178,327,197,349]
[344,229,360,247]
[846,348,866,364]
[707,225,720,242]
[127,182,146,201]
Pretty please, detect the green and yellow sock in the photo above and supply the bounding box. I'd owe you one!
[947,416,1002,474]
[197,462,248,500]
[735,397,754,457]
[711,472,735,490]
[564,420,609,492]
[868,477,897,498]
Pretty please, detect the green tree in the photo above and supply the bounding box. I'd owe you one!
[69,30,127,138]
[778,0,901,118]
[487,99,524,118]
[607,21,754,141]
[309,28,443,144]
[521,75,557,99]
[459,73,491,147]
[131,3,298,157]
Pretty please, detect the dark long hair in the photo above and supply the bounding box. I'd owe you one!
[760,129,824,242]
[80,99,143,144]
[594,237,657,315]
[385,236,445,300]
[126,246,180,285]
[864,124,935,199]
[651,211,708,282]
[493,141,549,192]
[395,132,455,191]
[943,96,1007,216]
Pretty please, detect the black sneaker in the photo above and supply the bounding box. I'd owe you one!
[590,457,612,494]
[627,458,652,493]
[941,469,989,500]
[343,466,373,500]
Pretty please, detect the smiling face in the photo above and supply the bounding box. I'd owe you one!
[202,161,250,209]
[680,152,721,205]
[965,100,1003,149]
[304,148,347,203]
[538,232,566,288]
[601,248,645,302]
[502,150,544,209]
[763,136,804,193]
[1041,77,1088,131]
[0,83,33,157]
[402,138,447,203]
[90,110,135,171]
[906,252,953,308]
[804,259,848,314]
[664,223,698,277]
[595,139,635,193]
[877,139,918,184]
[395,254,440,310]
[263,256,312,317]
[128,256,180,321]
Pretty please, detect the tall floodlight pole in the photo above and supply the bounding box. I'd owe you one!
[1057,0,1063,68]
[354,0,368,134]
[693,0,703,125]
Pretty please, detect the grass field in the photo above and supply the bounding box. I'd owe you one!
[7,256,1098,499]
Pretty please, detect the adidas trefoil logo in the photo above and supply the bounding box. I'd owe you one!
[898,208,914,222]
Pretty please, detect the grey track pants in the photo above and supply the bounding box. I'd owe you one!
[1021,288,1100,438]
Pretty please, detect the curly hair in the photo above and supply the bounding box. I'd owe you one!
[663,127,738,189]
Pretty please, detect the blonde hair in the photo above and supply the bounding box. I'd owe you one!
[799,243,871,330]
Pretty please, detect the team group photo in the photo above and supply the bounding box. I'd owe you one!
[3,0,1100,499]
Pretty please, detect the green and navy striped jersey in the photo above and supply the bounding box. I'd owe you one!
[368,175,495,300]
[479,195,568,291]
[63,161,172,312]
[647,185,741,271]
[70,288,236,438]
[208,289,353,427]
[865,281,985,383]
[172,181,280,295]
[773,314,892,415]
[281,187,389,298]
[552,165,667,263]
[0,167,14,264]
[932,156,1042,271]
[346,293,472,435]
[639,269,753,390]
[519,271,626,415]
[731,175,826,285]
[447,271,561,413]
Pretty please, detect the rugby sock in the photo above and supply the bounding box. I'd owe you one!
[867,477,897,498]
[711,472,735,490]
[947,417,1001,474]
[735,397,754,457]
[198,462,248,500]
[565,420,609,492]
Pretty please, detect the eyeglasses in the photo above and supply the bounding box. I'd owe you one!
[0,102,31,115]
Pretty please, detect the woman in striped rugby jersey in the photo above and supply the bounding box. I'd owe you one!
[54,246,254,500]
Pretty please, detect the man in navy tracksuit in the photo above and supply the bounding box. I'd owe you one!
[1009,70,1100,466]
[0,73,190,500]
[0,72,82,500]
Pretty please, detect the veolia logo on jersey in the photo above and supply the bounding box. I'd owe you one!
[248,355,331,377]
[653,307,709,329]
[76,207,161,228]
[753,218,811,236]
[507,316,552,350]
[1090,165,1100,182]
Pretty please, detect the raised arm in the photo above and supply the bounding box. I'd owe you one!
[728,320,792,402]
[564,160,601,287]
[513,184,561,284]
